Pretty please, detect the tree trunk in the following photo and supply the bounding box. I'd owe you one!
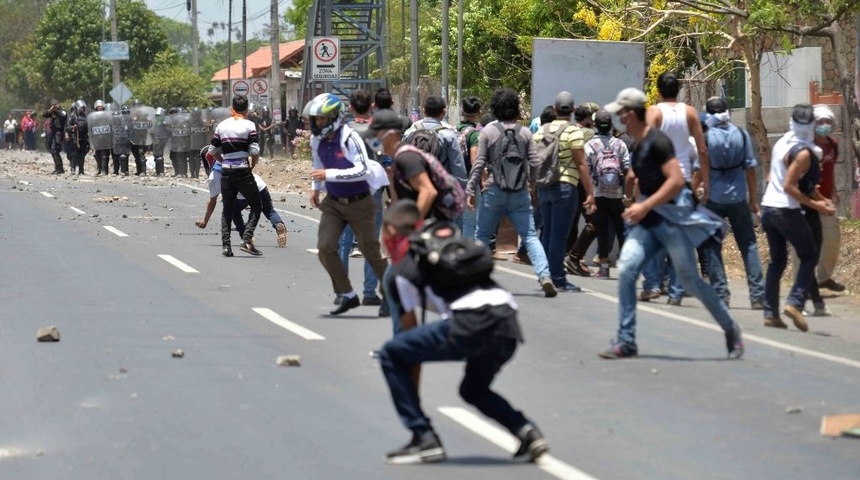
[734,21,771,167]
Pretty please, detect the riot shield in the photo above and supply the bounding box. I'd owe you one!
[209,107,231,131]
[130,105,156,146]
[87,110,114,151]
[169,112,191,152]
[189,109,211,150]
[112,113,131,155]
[151,115,171,156]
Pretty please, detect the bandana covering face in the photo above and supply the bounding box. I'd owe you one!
[705,111,731,129]
[787,119,823,160]
[383,220,424,264]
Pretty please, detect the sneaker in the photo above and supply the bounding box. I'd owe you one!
[330,295,360,315]
[725,326,744,360]
[222,247,234,257]
[378,301,390,317]
[666,298,682,306]
[362,295,383,306]
[513,424,549,462]
[275,223,287,248]
[783,305,809,332]
[539,277,558,298]
[763,316,788,329]
[818,278,846,292]
[240,241,263,256]
[333,295,343,305]
[598,340,638,359]
[349,247,363,258]
[805,305,832,317]
[750,299,764,310]
[593,264,611,279]
[384,432,447,465]
[638,290,661,302]
[554,281,582,292]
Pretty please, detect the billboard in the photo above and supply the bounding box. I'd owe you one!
[100,41,129,61]
[531,39,645,118]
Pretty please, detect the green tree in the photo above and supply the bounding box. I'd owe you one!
[284,0,313,39]
[128,50,211,108]
[7,0,172,106]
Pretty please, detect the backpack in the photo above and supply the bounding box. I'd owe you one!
[409,220,494,289]
[490,123,529,191]
[458,124,477,172]
[395,144,466,220]
[404,122,445,161]
[533,121,570,186]
[707,124,748,172]
[589,136,624,194]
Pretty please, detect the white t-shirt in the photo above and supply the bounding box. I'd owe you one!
[4,119,17,133]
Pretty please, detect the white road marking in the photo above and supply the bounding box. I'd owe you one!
[40,191,54,198]
[496,265,860,369]
[438,407,600,480]
[103,226,129,237]
[252,307,325,340]
[69,206,86,215]
[157,254,199,273]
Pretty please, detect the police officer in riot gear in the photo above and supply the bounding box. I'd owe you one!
[89,100,113,176]
[42,99,67,174]
[258,106,275,158]
[151,107,170,176]
[284,106,303,159]
[66,99,89,175]
[111,105,132,175]
[169,106,191,177]
[129,99,148,176]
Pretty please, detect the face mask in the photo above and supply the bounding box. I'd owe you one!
[790,119,815,143]
[815,124,832,137]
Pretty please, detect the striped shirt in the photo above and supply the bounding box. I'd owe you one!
[210,116,259,169]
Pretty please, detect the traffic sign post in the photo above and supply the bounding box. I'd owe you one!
[311,37,340,81]
[250,78,269,109]
[110,82,133,106]
[231,79,250,99]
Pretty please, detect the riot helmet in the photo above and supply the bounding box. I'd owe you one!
[305,93,344,137]
[288,106,298,118]
[74,99,87,114]
[155,107,165,117]
[94,99,106,111]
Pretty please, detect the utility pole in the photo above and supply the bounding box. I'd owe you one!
[456,0,464,119]
[190,0,199,75]
[441,0,450,110]
[110,0,120,88]
[410,0,419,118]
[270,0,280,115]
[227,0,233,106]
[242,0,248,82]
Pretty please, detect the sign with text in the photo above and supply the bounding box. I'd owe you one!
[100,41,129,61]
[250,78,269,109]
[311,37,340,80]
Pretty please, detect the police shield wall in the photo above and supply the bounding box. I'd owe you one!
[130,105,156,146]
[169,111,191,152]
[189,109,211,150]
[112,112,131,155]
[87,110,113,151]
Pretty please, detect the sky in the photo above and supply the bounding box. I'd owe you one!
[143,0,290,43]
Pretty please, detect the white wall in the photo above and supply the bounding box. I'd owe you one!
[748,47,822,108]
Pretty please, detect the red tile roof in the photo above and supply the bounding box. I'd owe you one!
[211,40,305,82]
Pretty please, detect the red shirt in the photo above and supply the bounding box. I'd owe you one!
[815,135,838,199]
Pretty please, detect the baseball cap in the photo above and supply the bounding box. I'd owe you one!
[604,88,647,114]
[361,109,411,139]
[705,96,728,114]
[593,110,612,129]
[554,91,575,115]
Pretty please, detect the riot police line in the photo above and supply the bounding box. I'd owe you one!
[43,98,235,178]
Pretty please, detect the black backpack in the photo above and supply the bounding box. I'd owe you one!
[409,220,494,289]
[404,122,445,161]
[490,123,529,191]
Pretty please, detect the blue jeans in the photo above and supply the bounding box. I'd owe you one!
[704,200,765,302]
[760,207,818,317]
[378,320,529,436]
[616,219,738,345]
[642,251,669,292]
[339,189,384,297]
[383,264,403,335]
[462,189,480,239]
[538,182,578,285]
[236,187,282,227]
[476,185,550,280]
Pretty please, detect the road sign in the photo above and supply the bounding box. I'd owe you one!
[109,82,132,105]
[100,41,129,61]
[231,80,250,97]
[250,78,269,109]
[311,37,340,80]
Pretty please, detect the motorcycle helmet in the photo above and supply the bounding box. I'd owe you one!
[305,93,344,137]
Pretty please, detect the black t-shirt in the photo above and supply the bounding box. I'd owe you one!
[631,128,675,196]
[393,149,430,205]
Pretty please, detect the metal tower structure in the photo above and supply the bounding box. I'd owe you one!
[300,0,386,105]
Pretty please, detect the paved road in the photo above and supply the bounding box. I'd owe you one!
[1,161,858,479]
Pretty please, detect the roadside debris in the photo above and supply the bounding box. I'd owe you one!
[36,326,60,342]
[276,355,301,367]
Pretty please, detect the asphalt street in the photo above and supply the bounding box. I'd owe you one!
[1,159,858,480]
